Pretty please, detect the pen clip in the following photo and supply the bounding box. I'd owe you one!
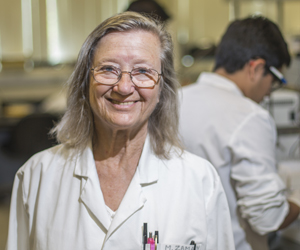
[190,240,196,250]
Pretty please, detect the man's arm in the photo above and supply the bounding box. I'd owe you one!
[279,201,300,230]
[230,111,291,235]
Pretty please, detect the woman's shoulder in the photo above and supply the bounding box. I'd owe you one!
[160,148,223,200]
[167,148,219,179]
[17,144,75,175]
[169,147,213,165]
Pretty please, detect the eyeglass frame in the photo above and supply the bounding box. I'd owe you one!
[268,66,287,92]
[90,66,163,89]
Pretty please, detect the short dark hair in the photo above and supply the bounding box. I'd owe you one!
[214,16,291,73]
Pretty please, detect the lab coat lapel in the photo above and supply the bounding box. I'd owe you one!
[105,170,146,240]
[105,136,160,240]
[74,145,111,232]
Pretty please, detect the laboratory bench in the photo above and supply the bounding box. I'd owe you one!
[269,231,300,250]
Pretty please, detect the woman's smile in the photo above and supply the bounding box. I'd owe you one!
[108,98,138,106]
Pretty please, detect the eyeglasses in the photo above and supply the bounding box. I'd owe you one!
[91,65,162,89]
[269,66,287,92]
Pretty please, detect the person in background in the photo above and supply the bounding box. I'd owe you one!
[6,12,235,250]
[179,16,300,250]
[125,0,170,22]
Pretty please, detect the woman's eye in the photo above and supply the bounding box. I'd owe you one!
[94,65,117,73]
[137,68,149,74]
[100,66,116,72]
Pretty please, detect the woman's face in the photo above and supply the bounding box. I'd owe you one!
[89,30,162,132]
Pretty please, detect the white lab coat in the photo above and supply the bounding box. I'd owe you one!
[6,136,235,250]
[179,73,289,250]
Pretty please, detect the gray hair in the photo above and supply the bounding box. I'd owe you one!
[51,11,183,159]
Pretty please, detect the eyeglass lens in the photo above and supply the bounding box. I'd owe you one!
[92,66,159,87]
[271,77,282,92]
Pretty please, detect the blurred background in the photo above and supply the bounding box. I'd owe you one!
[0,0,300,249]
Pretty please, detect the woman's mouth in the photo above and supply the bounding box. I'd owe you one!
[110,99,136,105]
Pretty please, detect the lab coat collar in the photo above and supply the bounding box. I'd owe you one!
[73,142,93,178]
[137,135,160,185]
[197,72,244,97]
[105,166,147,241]
[74,143,111,232]
[105,136,161,240]
[73,135,160,239]
[73,136,160,184]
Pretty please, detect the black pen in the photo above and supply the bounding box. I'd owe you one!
[190,240,196,250]
[143,223,148,250]
[154,231,159,250]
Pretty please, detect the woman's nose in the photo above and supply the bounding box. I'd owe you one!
[113,72,135,95]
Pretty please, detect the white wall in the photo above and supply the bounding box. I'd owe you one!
[0,0,23,60]
[0,0,299,64]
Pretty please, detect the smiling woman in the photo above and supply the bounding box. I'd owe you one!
[89,30,162,139]
[51,12,181,159]
[6,12,235,250]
